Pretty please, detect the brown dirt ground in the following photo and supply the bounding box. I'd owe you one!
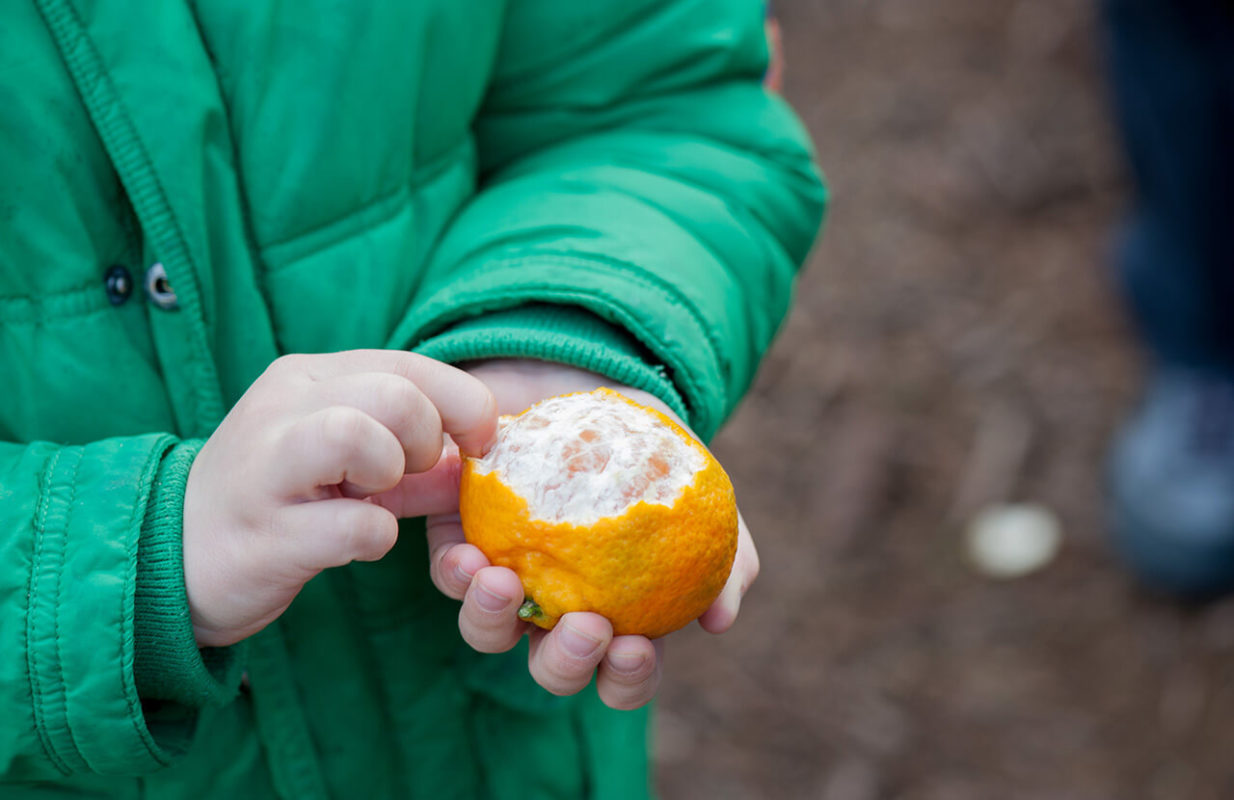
[654,2,1234,799]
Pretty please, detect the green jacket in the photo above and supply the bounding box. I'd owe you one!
[0,0,824,797]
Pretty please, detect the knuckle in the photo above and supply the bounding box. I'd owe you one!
[316,406,371,457]
[369,377,443,467]
[393,384,440,437]
[383,351,432,385]
[400,352,433,377]
[369,374,418,421]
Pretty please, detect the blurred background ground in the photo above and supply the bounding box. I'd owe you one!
[654,2,1234,799]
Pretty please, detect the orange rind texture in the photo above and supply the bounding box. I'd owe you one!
[459,388,739,639]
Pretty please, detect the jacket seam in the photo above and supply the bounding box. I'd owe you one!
[413,136,475,190]
[480,17,762,117]
[259,185,409,270]
[607,170,795,366]
[25,448,71,776]
[608,131,822,264]
[259,137,473,260]
[476,81,782,177]
[101,110,222,437]
[490,130,810,301]
[1,304,115,330]
[49,448,88,770]
[0,284,112,323]
[566,153,796,278]
[562,173,765,361]
[34,0,225,435]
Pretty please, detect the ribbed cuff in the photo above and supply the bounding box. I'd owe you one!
[134,439,244,707]
[413,304,688,420]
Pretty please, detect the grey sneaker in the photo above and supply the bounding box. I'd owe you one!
[1109,367,1234,597]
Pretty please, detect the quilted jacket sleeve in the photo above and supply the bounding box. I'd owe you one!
[395,0,826,440]
[0,436,241,779]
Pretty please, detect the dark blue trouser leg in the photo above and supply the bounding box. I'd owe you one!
[1104,0,1234,374]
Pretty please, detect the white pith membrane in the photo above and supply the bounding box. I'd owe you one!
[471,391,707,525]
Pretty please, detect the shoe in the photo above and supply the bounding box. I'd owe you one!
[1108,367,1234,597]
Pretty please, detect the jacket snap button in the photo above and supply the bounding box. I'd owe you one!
[144,262,179,310]
[103,265,134,306]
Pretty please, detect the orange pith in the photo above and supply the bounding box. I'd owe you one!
[459,388,738,639]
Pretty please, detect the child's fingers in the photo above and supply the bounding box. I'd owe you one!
[424,515,490,600]
[596,637,663,711]
[371,454,462,520]
[698,512,760,635]
[527,612,612,696]
[315,372,444,473]
[457,566,526,653]
[293,350,498,458]
[273,498,400,571]
[271,406,406,498]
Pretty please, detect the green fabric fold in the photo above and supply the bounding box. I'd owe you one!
[414,304,689,421]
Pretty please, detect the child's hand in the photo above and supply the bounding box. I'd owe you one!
[183,351,497,648]
[425,359,759,710]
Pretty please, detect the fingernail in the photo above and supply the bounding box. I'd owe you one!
[558,622,602,659]
[475,585,509,613]
[607,652,647,676]
[454,563,475,586]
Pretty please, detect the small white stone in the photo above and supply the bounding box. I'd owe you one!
[965,503,1062,579]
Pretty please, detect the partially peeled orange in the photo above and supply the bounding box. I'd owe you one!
[459,388,738,639]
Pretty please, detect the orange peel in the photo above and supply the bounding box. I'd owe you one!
[459,387,738,638]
